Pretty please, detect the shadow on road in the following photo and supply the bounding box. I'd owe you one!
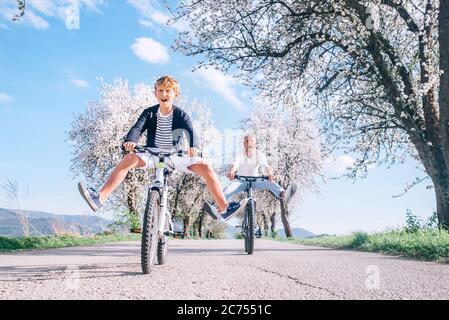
[0,263,143,282]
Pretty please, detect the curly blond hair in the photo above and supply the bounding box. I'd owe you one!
[154,75,180,97]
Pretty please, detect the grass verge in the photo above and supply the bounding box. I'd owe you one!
[273,229,449,263]
[0,233,141,252]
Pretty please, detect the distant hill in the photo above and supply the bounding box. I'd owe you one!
[277,228,315,238]
[0,208,113,237]
[224,224,315,239]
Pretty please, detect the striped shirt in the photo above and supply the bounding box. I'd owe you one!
[154,110,174,150]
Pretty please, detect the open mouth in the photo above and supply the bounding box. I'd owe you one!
[161,98,168,103]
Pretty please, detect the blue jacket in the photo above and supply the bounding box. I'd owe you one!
[125,105,199,148]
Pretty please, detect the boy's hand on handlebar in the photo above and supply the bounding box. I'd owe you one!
[268,174,275,182]
[187,147,198,157]
[227,172,236,180]
[123,141,137,152]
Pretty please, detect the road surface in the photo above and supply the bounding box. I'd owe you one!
[1,239,448,299]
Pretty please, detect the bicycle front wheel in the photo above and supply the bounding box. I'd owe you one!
[141,190,160,274]
[244,199,255,255]
[157,214,170,265]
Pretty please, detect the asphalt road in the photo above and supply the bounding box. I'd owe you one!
[1,239,448,300]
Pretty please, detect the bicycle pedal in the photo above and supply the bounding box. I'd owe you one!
[235,225,242,228]
[130,228,141,234]
[164,230,174,236]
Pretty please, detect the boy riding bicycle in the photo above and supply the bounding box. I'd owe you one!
[204,133,297,221]
[78,75,247,219]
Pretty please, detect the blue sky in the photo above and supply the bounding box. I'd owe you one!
[0,0,436,235]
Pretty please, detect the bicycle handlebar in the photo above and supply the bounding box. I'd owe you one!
[234,174,270,181]
[128,145,203,158]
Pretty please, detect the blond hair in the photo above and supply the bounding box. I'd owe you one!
[154,75,180,97]
[244,133,257,141]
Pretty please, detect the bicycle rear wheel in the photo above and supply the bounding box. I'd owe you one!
[244,199,255,255]
[141,190,160,274]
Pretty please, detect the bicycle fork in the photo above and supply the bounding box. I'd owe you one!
[153,167,173,237]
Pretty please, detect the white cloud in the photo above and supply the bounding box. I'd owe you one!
[323,155,355,175]
[29,0,56,16]
[138,19,153,28]
[71,78,89,88]
[128,0,188,32]
[150,10,169,25]
[0,3,21,22]
[0,92,14,104]
[78,0,105,13]
[25,10,50,29]
[131,37,170,64]
[240,90,253,98]
[193,68,245,110]
[0,0,106,29]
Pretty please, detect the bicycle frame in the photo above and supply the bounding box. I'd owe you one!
[151,158,174,237]
[234,175,269,253]
[242,180,255,230]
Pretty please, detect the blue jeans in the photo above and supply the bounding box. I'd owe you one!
[223,180,284,201]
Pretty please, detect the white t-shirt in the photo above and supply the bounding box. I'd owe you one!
[233,150,270,176]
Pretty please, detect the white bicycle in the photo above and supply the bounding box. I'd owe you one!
[132,145,200,274]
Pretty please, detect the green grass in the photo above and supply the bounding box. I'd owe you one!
[274,229,449,263]
[0,233,141,252]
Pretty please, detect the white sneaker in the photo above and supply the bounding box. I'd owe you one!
[283,183,298,203]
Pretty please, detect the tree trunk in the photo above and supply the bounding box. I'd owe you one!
[262,213,269,236]
[435,185,449,229]
[280,200,293,237]
[410,129,449,229]
[124,173,138,216]
[439,0,449,170]
[183,216,190,238]
[432,176,449,229]
[270,212,276,234]
[126,192,136,213]
[197,212,204,238]
[437,0,449,229]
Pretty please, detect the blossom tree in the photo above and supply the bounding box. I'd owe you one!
[167,98,222,237]
[173,0,449,228]
[69,78,154,219]
[242,101,323,237]
[69,79,221,234]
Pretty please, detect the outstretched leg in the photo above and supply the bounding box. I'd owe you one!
[187,161,228,212]
[79,153,146,212]
[187,160,248,221]
[99,153,146,202]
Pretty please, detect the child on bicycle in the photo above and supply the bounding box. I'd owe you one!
[78,75,247,219]
[204,133,297,221]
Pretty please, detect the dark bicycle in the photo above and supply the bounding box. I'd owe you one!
[234,175,269,255]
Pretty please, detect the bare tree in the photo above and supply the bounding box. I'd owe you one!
[173,0,449,228]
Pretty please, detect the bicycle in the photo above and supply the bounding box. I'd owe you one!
[233,175,269,255]
[131,145,200,274]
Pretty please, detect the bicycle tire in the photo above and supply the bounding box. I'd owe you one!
[243,207,249,252]
[244,200,255,254]
[141,190,160,274]
[157,215,169,265]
